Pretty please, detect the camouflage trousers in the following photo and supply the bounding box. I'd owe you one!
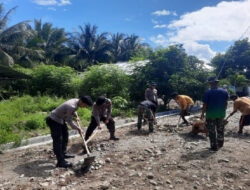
[137,105,154,132]
[206,118,225,149]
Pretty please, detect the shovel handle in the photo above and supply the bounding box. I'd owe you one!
[176,116,181,128]
[76,119,90,155]
[79,132,90,155]
[86,129,100,144]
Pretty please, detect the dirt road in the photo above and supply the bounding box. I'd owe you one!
[1,108,250,190]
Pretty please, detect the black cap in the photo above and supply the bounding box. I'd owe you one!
[208,76,219,83]
[171,92,178,98]
[79,96,93,106]
[230,95,238,101]
[96,96,106,106]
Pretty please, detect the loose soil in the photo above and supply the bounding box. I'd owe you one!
[1,107,250,190]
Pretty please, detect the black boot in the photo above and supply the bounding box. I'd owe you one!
[218,140,224,148]
[210,146,218,152]
[110,133,119,141]
[56,160,72,168]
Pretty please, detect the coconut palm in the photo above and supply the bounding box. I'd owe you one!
[67,23,112,70]
[121,34,142,61]
[27,19,68,65]
[0,4,43,78]
[110,33,125,62]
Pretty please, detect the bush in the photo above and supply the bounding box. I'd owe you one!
[80,64,130,100]
[111,96,128,109]
[30,65,81,97]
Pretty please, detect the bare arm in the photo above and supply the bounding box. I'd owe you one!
[200,103,207,120]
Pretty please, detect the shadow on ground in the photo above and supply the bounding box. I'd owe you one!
[180,148,215,161]
[225,130,250,140]
[13,160,55,178]
[126,128,151,136]
[178,132,208,142]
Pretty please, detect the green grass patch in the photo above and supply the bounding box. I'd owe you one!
[0,95,66,145]
[0,95,135,146]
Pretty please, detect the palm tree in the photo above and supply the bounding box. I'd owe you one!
[27,19,68,65]
[0,4,43,78]
[121,34,142,61]
[67,23,112,70]
[110,33,125,62]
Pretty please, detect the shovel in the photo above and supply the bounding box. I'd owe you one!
[176,116,181,129]
[76,119,96,169]
[86,128,101,144]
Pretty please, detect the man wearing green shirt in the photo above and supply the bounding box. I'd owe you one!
[201,77,228,151]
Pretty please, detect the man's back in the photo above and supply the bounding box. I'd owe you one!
[234,97,250,115]
[177,95,194,106]
[203,88,228,119]
[145,88,158,103]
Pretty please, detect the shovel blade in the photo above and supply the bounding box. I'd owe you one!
[81,156,95,168]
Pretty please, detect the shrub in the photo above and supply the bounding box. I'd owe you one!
[111,96,128,109]
[30,65,80,97]
[80,64,130,100]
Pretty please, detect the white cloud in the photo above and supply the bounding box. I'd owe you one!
[151,19,159,24]
[33,0,71,6]
[182,41,216,63]
[150,34,169,47]
[172,11,177,16]
[168,0,250,42]
[152,9,177,16]
[150,0,250,62]
[154,24,167,29]
[58,0,71,6]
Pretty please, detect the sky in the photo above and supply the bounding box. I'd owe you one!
[2,0,250,63]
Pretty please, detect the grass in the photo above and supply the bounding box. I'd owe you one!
[0,95,92,145]
[0,95,135,146]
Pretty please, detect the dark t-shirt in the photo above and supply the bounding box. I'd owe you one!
[140,100,157,113]
[202,87,228,119]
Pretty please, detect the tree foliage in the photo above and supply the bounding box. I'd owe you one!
[79,64,130,100]
[211,38,250,83]
[130,45,209,102]
[26,19,68,66]
[67,24,112,70]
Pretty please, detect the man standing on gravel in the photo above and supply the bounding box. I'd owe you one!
[226,95,250,134]
[201,77,228,151]
[46,96,93,168]
[172,93,194,126]
[145,82,158,124]
[137,100,157,133]
[85,96,119,142]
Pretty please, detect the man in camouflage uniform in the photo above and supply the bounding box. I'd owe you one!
[201,77,228,151]
[137,100,157,133]
[145,82,158,124]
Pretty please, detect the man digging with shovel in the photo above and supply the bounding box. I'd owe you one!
[46,96,93,168]
[137,100,157,133]
[145,82,158,124]
[226,95,250,134]
[84,96,119,146]
[172,92,194,127]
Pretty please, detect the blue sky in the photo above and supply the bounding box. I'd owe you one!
[3,0,250,62]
